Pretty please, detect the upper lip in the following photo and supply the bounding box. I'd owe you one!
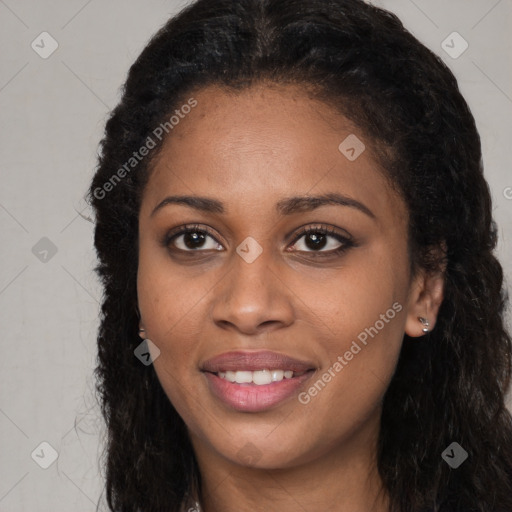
[201,350,316,373]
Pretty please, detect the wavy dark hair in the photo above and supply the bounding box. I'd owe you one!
[86,0,512,510]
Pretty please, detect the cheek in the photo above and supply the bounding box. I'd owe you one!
[293,292,406,453]
[137,256,209,426]
[295,246,408,350]
[292,246,408,407]
[136,246,207,389]
[137,240,212,338]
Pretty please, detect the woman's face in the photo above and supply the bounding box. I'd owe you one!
[137,83,434,470]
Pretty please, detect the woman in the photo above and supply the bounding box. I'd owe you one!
[87,0,512,510]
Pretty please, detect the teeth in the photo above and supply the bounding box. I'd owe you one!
[271,369,284,382]
[253,369,272,385]
[216,369,305,385]
[235,371,253,384]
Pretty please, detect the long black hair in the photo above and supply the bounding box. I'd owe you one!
[87,0,512,510]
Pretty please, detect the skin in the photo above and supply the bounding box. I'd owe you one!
[136,83,445,512]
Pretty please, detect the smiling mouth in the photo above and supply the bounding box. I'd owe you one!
[201,350,316,411]
[212,369,311,385]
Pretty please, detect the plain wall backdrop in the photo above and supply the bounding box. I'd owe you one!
[1,1,511,510]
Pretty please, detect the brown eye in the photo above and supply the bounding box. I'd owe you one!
[165,225,223,252]
[290,226,354,254]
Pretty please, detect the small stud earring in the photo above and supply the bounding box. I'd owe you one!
[138,327,145,338]
[418,317,430,334]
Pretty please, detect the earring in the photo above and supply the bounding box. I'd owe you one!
[138,327,145,339]
[418,317,430,334]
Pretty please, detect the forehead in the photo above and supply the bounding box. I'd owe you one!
[141,83,406,224]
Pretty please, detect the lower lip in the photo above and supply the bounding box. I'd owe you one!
[203,371,314,412]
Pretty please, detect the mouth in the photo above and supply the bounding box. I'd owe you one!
[201,351,316,412]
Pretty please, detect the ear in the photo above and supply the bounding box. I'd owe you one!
[135,302,146,339]
[404,263,445,338]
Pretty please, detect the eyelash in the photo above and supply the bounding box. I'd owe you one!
[162,223,356,257]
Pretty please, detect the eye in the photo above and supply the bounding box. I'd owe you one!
[164,224,223,252]
[289,225,354,255]
[163,223,355,256]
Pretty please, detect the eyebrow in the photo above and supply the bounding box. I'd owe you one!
[150,193,375,219]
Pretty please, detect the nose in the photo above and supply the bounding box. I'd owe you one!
[210,246,295,336]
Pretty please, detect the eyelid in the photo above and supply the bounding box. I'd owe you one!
[289,223,353,244]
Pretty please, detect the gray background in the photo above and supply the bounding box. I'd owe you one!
[1,1,511,510]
